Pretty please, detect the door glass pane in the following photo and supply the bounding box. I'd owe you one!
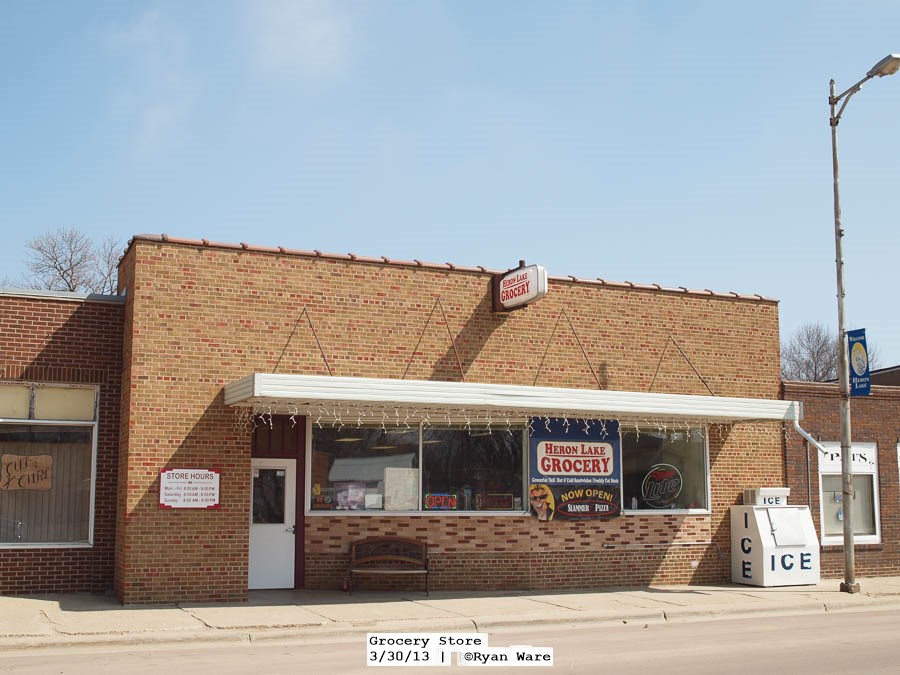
[253,468,285,524]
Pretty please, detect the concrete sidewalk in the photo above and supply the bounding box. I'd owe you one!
[3,577,900,651]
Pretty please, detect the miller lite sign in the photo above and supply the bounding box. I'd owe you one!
[491,261,548,312]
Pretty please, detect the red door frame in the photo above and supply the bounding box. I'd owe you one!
[251,415,306,588]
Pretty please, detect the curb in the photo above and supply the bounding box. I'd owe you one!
[7,598,900,652]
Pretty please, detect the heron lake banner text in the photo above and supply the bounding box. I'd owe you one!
[528,418,621,521]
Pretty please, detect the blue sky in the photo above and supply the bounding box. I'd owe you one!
[2,1,898,365]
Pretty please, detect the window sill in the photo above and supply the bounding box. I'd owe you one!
[306,510,530,517]
[0,542,92,549]
[821,541,882,551]
[622,509,710,516]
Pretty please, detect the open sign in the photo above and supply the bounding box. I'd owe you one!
[424,493,457,510]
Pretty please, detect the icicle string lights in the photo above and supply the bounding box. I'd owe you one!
[234,402,784,452]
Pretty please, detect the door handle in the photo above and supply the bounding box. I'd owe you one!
[286,525,296,534]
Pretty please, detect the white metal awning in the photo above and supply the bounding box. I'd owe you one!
[224,373,801,424]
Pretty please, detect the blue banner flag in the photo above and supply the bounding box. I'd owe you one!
[528,418,621,520]
[847,328,871,397]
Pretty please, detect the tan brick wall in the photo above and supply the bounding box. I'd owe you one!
[784,381,900,578]
[0,294,123,594]
[116,238,784,602]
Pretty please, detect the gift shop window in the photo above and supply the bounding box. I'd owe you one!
[0,383,97,547]
[309,425,526,513]
[621,427,709,512]
[818,442,879,545]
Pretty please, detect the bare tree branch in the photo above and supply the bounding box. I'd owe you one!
[24,227,122,294]
[782,321,879,381]
[92,235,123,295]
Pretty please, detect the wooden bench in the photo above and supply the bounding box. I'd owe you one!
[347,537,429,595]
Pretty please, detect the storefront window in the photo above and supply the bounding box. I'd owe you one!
[818,442,880,545]
[309,425,525,512]
[0,383,97,547]
[820,474,876,538]
[422,426,524,512]
[311,427,420,511]
[0,425,93,545]
[621,427,708,511]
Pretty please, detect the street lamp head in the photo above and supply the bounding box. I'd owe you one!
[867,53,900,78]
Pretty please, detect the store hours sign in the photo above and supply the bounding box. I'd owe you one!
[529,418,621,521]
[159,468,220,509]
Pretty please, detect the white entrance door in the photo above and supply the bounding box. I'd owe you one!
[249,458,296,589]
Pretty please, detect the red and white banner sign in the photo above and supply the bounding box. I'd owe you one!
[492,264,548,312]
[536,440,614,476]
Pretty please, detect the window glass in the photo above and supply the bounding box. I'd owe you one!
[34,387,95,421]
[621,427,708,511]
[422,427,524,511]
[310,427,420,511]
[0,425,93,544]
[252,468,286,524]
[0,385,30,419]
[821,474,877,537]
[309,425,526,512]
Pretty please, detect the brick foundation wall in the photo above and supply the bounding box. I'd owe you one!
[305,513,720,592]
[115,237,784,603]
[784,381,900,578]
[0,293,123,594]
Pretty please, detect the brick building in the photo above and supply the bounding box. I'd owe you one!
[2,234,803,603]
[783,380,900,578]
[0,289,123,594]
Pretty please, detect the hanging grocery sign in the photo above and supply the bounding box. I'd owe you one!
[528,418,621,521]
[847,328,871,397]
[491,261,548,312]
[159,468,221,509]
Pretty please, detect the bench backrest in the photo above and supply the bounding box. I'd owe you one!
[351,537,427,566]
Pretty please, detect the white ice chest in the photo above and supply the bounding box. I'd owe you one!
[731,487,820,586]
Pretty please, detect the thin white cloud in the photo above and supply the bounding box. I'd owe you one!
[106,10,195,155]
[243,0,352,77]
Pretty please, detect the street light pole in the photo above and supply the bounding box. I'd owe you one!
[828,53,900,594]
